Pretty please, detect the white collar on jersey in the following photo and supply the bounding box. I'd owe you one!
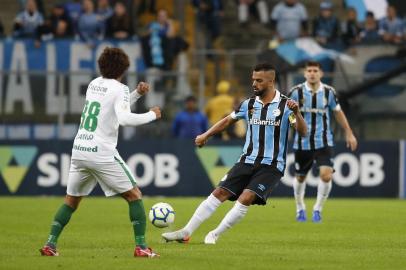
[304,81,324,92]
[255,89,281,104]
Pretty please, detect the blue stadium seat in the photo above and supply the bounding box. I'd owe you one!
[364,56,404,97]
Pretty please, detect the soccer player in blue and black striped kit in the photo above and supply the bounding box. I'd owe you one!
[162,63,307,244]
[289,61,357,223]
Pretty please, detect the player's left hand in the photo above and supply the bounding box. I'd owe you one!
[287,99,299,114]
[136,82,149,95]
[346,132,358,151]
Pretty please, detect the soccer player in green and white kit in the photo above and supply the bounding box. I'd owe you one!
[39,47,161,258]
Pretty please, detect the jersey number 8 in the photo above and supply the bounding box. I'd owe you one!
[80,100,101,132]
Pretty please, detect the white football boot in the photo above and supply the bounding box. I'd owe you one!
[162,229,190,243]
[204,231,218,244]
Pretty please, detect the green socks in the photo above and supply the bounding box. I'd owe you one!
[46,204,75,247]
[129,200,147,248]
[45,201,147,249]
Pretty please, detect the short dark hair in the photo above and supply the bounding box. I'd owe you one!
[366,11,375,18]
[347,7,356,13]
[98,47,130,79]
[305,61,322,69]
[253,62,275,72]
[185,95,197,103]
[253,62,276,82]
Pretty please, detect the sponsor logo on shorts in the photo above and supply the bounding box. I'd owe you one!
[258,184,266,191]
[295,162,300,170]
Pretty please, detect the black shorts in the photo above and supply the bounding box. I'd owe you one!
[294,147,334,176]
[218,163,283,205]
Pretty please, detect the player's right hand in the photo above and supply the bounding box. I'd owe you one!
[150,107,161,119]
[287,99,299,114]
[195,134,208,148]
[346,132,358,151]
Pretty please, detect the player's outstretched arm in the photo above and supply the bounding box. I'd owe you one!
[287,99,307,137]
[115,83,161,126]
[195,115,237,147]
[334,110,357,151]
[116,107,161,126]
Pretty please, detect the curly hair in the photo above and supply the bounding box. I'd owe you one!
[97,47,130,79]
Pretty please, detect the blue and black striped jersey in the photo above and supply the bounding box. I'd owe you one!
[230,90,295,173]
[288,82,340,151]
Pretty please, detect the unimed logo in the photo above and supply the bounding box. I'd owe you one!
[0,146,38,193]
[196,146,242,187]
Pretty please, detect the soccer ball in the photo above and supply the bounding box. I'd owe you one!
[149,202,175,228]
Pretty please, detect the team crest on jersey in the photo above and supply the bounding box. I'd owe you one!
[272,108,281,117]
[323,97,328,106]
[300,98,305,105]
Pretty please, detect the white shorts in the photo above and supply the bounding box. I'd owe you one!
[67,155,136,197]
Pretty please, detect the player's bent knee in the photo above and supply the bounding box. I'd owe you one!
[212,187,232,202]
[64,195,82,209]
[320,174,332,182]
[319,167,333,182]
[238,190,256,206]
[121,187,142,202]
[320,172,333,182]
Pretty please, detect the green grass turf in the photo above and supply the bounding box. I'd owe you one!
[0,197,405,270]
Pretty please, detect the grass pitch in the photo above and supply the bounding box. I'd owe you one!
[0,197,405,270]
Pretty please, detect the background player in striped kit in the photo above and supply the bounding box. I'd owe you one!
[162,63,307,244]
[288,61,357,223]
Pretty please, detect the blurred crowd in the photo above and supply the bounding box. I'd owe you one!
[0,0,189,71]
[1,0,405,140]
[0,0,404,65]
[9,0,135,42]
[236,0,406,49]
